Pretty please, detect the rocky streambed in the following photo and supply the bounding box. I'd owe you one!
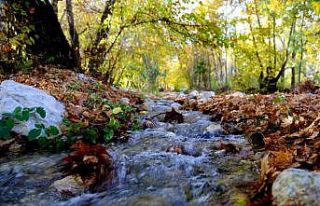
[0,98,259,206]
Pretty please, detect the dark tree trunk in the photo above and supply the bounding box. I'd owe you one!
[51,0,59,14]
[262,66,282,93]
[259,71,264,90]
[298,45,304,83]
[9,0,76,68]
[66,0,81,68]
[291,67,295,90]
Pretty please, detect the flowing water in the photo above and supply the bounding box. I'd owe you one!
[0,98,258,206]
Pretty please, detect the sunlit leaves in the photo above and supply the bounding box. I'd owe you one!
[112,107,123,115]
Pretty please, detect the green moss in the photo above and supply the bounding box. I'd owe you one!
[231,193,249,206]
[210,154,258,205]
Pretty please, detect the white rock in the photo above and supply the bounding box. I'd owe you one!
[120,97,130,105]
[110,86,117,91]
[189,90,200,98]
[199,91,215,99]
[53,175,85,195]
[197,98,209,105]
[141,99,155,111]
[171,103,182,110]
[76,73,94,83]
[204,124,224,135]
[228,92,246,97]
[272,168,320,206]
[183,111,202,123]
[153,105,172,112]
[177,92,187,98]
[0,80,65,136]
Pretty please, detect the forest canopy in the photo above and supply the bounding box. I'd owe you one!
[1,0,320,93]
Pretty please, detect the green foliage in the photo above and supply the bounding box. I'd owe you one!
[3,0,320,91]
[27,124,59,141]
[83,127,99,144]
[0,2,34,73]
[145,64,161,93]
[62,119,81,137]
[36,107,46,118]
[101,101,134,143]
[66,81,83,91]
[84,93,103,107]
[2,106,46,121]
[56,97,138,148]
[0,97,139,150]
[191,58,211,90]
[0,118,14,140]
[273,95,286,104]
[131,115,141,131]
[55,0,221,88]
[103,117,121,143]
[62,100,137,145]
[103,127,114,143]
[231,71,260,92]
[0,106,60,149]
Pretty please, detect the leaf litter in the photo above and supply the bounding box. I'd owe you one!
[176,92,320,204]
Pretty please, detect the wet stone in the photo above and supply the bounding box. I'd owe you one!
[272,168,320,206]
[204,123,224,135]
[183,111,207,123]
[53,175,85,196]
[0,154,64,205]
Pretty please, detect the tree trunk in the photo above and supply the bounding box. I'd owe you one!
[88,0,116,72]
[298,42,305,83]
[272,14,277,69]
[246,2,264,71]
[10,0,76,67]
[291,67,295,90]
[298,0,306,83]
[51,0,59,14]
[264,18,297,93]
[207,52,212,90]
[66,0,81,68]
[225,47,228,85]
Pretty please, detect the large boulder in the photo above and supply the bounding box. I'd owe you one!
[0,80,65,136]
[272,168,320,206]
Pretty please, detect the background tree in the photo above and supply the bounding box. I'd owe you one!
[2,0,76,68]
[2,0,320,93]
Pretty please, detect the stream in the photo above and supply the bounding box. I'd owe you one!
[0,98,259,206]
